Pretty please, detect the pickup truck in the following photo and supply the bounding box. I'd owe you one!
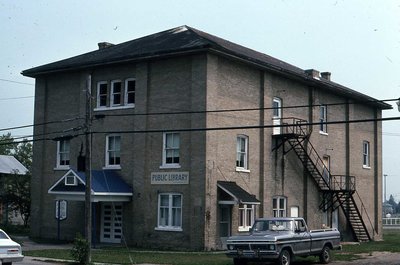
[226,217,341,265]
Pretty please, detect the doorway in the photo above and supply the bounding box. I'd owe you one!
[273,97,282,135]
[100,202,123,243]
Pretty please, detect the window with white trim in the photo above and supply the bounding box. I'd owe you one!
[57,139,70,168]
[236,135,249,170]
[111,80,122,106]
[97,81,108,108]
[125,79,136,105]
[239,204,255,231]
[65,173,77,186]
[157,193,182,231]
[363,141,370,168]
[106,135,121,167]
[273,197,286,217]
[319,105,327,133]
[162,132,180,167]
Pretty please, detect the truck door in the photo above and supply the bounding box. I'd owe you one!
[293,219,311,255]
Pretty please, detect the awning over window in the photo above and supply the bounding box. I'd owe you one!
[217,181,260,205]
[48,169,133,202]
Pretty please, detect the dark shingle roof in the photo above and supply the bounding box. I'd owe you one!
[218,181,260,204]
[22,25,391,109]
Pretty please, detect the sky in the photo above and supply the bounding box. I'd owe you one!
[1,0,399,200]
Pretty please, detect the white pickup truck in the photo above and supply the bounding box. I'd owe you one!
[226,217,341,265]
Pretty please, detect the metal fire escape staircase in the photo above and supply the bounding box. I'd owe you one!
[277,118,372,242]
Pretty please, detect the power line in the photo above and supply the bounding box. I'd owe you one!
[0,96,34,101]
[96,98,398,118]
[0,78,34,86]
[0,116,84,133]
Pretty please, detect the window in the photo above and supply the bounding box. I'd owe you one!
[363,141,370,168]
[162,132,180,167]
[111,80,122,106]
[236,135,249,170]
[57,139,70,168]
[319,105,327,133]
[96,78,135,109]
[239,204,255,231]
[273,197,286,217]
[65,173,77,186]
[125,79,136,105]
[97,81,108,108]
[157,193,182,231]
[106,135,121,167]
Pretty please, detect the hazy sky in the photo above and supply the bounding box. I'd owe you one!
[1,0,399,199]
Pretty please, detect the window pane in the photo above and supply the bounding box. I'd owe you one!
[160,195,169,207]
[172,195,181,207]
[126,80,136,104]
[273,198,277,209]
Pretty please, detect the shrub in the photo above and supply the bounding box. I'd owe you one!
[71,233,90,264]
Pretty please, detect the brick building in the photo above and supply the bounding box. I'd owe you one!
[22,26,391,250]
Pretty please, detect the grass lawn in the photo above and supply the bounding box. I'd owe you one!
[24,229,400,265]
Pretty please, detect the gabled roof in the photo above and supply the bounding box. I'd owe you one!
[22,25,391,109]
[48,169,133,200]
[0,155,28,175]
[218,181,260,205]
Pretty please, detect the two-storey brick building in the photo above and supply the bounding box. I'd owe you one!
[22,26,391,250]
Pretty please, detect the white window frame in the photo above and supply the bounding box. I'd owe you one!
[65,173,77,186]
[97,81,108,108]
[125,78,136,106]
[273,196,287,217]
[111,80,123,107]
[105,134,121,169]
[319,105,328,134]
[363,140,370,168]
[156,193,183,231]
[56,139,70,169]
[238,204,255,231]
[236,135,249,172]
[161,132,180,169]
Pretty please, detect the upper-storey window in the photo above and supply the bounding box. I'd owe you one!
[363,141,370,168]
[236,135,249,171]
[106,135,121,168]
[56,139,70,169]
[97,82,108,108]
[162,132,180,168]
[111,80,122,106]
[319,105,327,134]
[125,79,136,105]
[96,78,135,110]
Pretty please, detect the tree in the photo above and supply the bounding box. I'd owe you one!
[0,133,32,226]
[388,194,398,214]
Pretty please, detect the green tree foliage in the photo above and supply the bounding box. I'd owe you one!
[388,194,398,214]
[0,133,32,226]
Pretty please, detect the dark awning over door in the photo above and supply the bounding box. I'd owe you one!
[217,181,260,205]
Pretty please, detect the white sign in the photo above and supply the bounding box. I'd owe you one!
[151,172,189,185]
[55,200,67,221]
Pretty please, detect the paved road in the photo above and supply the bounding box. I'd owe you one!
[15,256,68,265]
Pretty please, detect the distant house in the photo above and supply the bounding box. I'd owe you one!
[0,155,28,225]
[22,26,391,250]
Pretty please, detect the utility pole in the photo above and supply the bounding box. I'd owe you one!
[84,75,92,264]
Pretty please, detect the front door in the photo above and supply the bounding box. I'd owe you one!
[100,202,123,243]
[273,97,282,135]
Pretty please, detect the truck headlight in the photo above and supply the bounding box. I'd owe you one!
[269,244,275,250]
[228,245,234,250]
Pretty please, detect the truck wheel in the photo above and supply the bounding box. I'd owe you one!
[277,249,291,265]
[319,246,331,264]
[233,258,247,265]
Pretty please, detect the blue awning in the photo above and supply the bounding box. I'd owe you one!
[48,169,133,202]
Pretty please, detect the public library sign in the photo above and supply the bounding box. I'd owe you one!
[151,172,189,185]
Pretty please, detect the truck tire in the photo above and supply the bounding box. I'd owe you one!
[277,249,291,265]
[233,258,247,265]
[319,245,331,264]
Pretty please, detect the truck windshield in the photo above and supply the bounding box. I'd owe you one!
[252,220,293,232]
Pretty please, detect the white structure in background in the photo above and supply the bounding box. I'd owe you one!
[0,155,29,225]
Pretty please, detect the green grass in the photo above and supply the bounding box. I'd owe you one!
[24,229,400,265]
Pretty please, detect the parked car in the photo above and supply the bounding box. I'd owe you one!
[0,229,24,265]
[226,217,341,265]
